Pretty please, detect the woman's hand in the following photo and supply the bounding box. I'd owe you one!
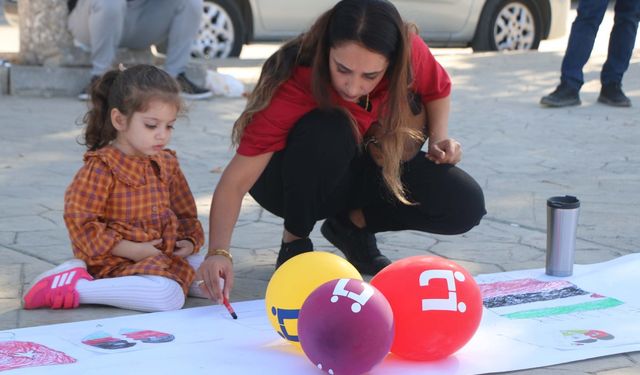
[195,255,234,304]
[174,239,194,258]
[426,138,462,165]
[200,153,271,303]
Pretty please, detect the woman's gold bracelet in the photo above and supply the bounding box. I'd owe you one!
[206,248,233,263]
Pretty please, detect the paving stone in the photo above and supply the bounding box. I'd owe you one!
[432,240,543,267]
[624,351,640,363]
[597,368,640,375]
[17,306,139,329]
[0,232,16,245]
[0,215,59,232]
[0,264,21,298]
[552,354,636,373]
[14,229,69,247]
[0,298,20,331]
[377,230,439,250]
[0,246,53,268]
[25,245,74,264]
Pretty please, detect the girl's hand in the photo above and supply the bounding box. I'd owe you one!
[112,239,162,262]
[427,138,462,165]
[196,255,234,304]
[133,239,163,261]
[174,239,194,258]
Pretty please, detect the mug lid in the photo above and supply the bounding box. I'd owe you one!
[547,195,580,209]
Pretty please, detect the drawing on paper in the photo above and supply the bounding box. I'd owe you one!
[561,329,614,346]
[80,328,175,352]
[119,329,175,344]
[479,278,623,320]
[82,331,137,350]
[0,340,76,372]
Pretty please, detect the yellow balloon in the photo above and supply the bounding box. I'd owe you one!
[265,251,362,345]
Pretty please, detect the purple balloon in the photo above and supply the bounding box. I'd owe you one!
[298,278,394,375]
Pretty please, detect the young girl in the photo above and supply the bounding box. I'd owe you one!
[23,64,213,312]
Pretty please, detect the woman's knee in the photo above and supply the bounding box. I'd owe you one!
[405,161,486,234]
[443,167,486,234]
[453,182,486,234]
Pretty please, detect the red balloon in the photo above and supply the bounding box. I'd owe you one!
[370,255,482,361]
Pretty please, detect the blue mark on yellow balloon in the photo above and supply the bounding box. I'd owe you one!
[271,306,300,342]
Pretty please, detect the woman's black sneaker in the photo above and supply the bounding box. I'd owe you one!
[276,238,313,268]
[321,216,391,275]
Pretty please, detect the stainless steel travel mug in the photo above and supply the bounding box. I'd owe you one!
[546,195,580,276]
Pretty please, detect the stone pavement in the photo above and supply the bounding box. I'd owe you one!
[1,43,640,375]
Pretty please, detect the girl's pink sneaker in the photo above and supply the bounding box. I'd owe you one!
[23,259,93,309]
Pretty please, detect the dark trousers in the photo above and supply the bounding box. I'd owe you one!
[249,109,486,238]
[561,0,640,90]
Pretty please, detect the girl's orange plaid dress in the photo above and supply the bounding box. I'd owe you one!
[64,146,204,294]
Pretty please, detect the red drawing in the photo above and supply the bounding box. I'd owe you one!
[120,329,175,343]
[0,340,76,372]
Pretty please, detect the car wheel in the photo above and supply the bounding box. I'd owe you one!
[472,0,542,52]
[192,0,245,59]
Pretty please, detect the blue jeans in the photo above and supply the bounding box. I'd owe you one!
[561,0,640,90]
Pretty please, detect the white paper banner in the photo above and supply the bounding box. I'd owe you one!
[2,254,640,374]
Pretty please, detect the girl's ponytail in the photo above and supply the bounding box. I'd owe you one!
[82,70,121,151]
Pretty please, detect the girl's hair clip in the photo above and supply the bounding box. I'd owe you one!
[118,63,126,72]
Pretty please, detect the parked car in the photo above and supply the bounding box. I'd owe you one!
[3,0,570,59]
[193,0,570,58]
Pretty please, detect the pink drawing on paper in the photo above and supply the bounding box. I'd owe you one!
[0,340,76,372]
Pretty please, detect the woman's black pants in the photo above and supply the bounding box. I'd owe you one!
[249,109,486,238]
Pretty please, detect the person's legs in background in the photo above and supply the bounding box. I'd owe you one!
[541,0,609,107]
[123,0,212,100]
[67,0,127,99]
[598,0,640,107]
[560,0,609,90]
[163,0,202,77]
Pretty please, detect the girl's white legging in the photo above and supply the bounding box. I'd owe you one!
[76,254,208,312]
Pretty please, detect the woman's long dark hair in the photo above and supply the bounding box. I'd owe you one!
[233,0,417,203]
[82,64,182,151]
